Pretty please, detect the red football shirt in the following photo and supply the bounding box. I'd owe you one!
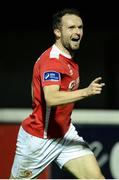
[22,45,80,138]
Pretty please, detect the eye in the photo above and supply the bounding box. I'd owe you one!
[78,25,83,29]
[69,26,75,29]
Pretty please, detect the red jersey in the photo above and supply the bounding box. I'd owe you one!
[22,45,80,138]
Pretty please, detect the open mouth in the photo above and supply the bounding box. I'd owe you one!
[71,37,80,42]
[71,38,80,43]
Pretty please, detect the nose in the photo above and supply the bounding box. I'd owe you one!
[75,27,81,34]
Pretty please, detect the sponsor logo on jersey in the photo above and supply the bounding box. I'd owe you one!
[44,71,60,81]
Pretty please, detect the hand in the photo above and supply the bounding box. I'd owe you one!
[86,77,105,96]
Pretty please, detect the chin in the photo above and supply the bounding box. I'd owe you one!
[72,47,80,51]
[72,44,80,50]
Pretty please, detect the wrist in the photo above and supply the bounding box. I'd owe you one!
[83,88,90,97]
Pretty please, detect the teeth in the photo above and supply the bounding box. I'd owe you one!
[71,37,80,41]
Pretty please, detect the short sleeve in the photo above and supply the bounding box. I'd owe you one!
[40,59,63,87]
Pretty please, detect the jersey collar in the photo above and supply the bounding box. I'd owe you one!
[53,44,72,59]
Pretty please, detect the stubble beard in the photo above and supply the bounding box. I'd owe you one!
[65,42,80,57]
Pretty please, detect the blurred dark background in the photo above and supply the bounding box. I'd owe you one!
[1,0,119,109]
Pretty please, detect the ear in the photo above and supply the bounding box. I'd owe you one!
[54,29,61,38]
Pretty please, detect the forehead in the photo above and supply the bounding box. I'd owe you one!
[61,14,83,27]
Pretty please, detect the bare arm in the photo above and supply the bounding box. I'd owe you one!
[43,77,105,106]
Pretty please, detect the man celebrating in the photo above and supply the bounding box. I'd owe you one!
[10,8,105,179]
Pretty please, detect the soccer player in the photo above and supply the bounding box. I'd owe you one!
[10,8,105,179]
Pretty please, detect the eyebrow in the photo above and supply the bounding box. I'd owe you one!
[68,24,83,28]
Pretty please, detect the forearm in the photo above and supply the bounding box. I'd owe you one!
[44,77,105,107]
[46,88,89,106]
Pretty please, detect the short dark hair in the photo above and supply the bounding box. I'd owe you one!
[52,8,80,30]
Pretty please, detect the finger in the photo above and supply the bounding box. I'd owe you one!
[95,83,105,87]
[95,88,102,94]
[93,77,102,83]
[96,91,101,94]
[100,83,105,87]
